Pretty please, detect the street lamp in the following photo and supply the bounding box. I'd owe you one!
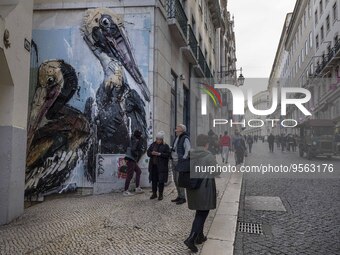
[237,68,245,86]
[218,66,245,86]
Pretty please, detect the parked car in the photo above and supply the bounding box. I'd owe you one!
[297,119,336,159]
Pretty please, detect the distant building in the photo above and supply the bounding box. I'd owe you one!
[268,0,340,134]
[244,90,269,137]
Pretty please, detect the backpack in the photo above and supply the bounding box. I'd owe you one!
[130,137,146,161]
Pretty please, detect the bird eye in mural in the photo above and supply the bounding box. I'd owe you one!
[82,8,150,154]
[26,60,91,196]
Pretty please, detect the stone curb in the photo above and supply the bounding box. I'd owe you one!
[200,165,244,255]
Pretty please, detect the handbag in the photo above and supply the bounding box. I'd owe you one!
[178,171,204,190]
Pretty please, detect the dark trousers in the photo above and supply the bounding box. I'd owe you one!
[191,210,210,234]
[269,142,274,152]
[235,150,245,165]
[248,143,253,153]
[151,165,164,194]
[124,160,141,191]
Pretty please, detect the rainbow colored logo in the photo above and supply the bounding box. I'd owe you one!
[199,83,223,107]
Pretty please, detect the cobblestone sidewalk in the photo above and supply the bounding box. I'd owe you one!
[0,168,231,255]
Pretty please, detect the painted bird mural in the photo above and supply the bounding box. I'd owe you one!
[82,8,150,154]
[26,60,90,196]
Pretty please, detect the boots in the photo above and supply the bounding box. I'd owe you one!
[158,192,163,200]
[184,232,198,253]
[195,232,207,244]
[150,193,157,199]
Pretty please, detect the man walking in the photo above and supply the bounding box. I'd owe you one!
[232,131,247,166]
[219,131,231,163]
[268,133,275,153]
[246,135,254,153]
[171,124,190,205]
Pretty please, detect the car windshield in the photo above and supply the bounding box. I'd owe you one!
[312,127,334,136]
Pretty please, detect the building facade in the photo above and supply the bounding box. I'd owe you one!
[0,0,238,224]
[268,0,340,135]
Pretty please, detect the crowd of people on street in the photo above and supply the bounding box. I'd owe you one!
[120,124,308,253]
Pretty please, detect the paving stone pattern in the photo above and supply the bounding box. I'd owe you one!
[234,142,340,255]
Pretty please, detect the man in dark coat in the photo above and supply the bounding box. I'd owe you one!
[268,133,275,153]
[171,124,191,205]
[232,131,247,165]
[183,134,217,253]
[147,131,170,200]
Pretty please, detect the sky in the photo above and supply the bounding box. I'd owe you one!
[228,0,297,94]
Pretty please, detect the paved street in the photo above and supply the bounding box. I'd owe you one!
[0,171,231,255]
[234,142,340,255]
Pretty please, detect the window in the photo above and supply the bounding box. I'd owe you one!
[192,15,196,34]
[170,72,177,143]
[183,86,190,131]
[321,25,324,41]
[310,63,314,75]
[326,14,330,31]
[301,49,304,63]
[305,40,309,55]
[335,34,339,45]
[320,0,323,15]
[308,0,312,18]
[309,32,313,48]
[315,10,318,24]
[299,54,302,68]
[333,2,338,22]
[316,34,319,48]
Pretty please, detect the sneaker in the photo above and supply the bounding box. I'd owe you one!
[123,191,134,196]
[135,187,144,194]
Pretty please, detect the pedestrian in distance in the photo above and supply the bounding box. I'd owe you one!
[246,135,254,153]
[276,135,281,148]
[268,133,275,153]
[183,134,217,253]
[280,134,287,152]
[207,129,220,156]
[147,131,170,201]
[232,131,247,165]
[123,130,145,196]
[171,124,190,205]
[219,131,231,163]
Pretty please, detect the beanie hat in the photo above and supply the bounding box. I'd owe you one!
[156,131,165,140]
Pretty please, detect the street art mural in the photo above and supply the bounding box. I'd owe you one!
[81,8,150,154]
[26,8,152,197]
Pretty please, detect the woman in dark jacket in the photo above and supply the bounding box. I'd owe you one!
[184,134,217,253]
[147,131,170,200]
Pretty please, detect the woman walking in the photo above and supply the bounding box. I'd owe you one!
[184,134,217,253]
[147,131,170,200]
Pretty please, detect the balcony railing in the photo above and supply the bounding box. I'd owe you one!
[315,38,340,75]
[166,0,188,37]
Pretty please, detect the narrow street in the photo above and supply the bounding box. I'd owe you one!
[234,142,340,255]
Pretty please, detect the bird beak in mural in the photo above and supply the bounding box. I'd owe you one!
[83,10,150,102]
[27,61,64,148]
